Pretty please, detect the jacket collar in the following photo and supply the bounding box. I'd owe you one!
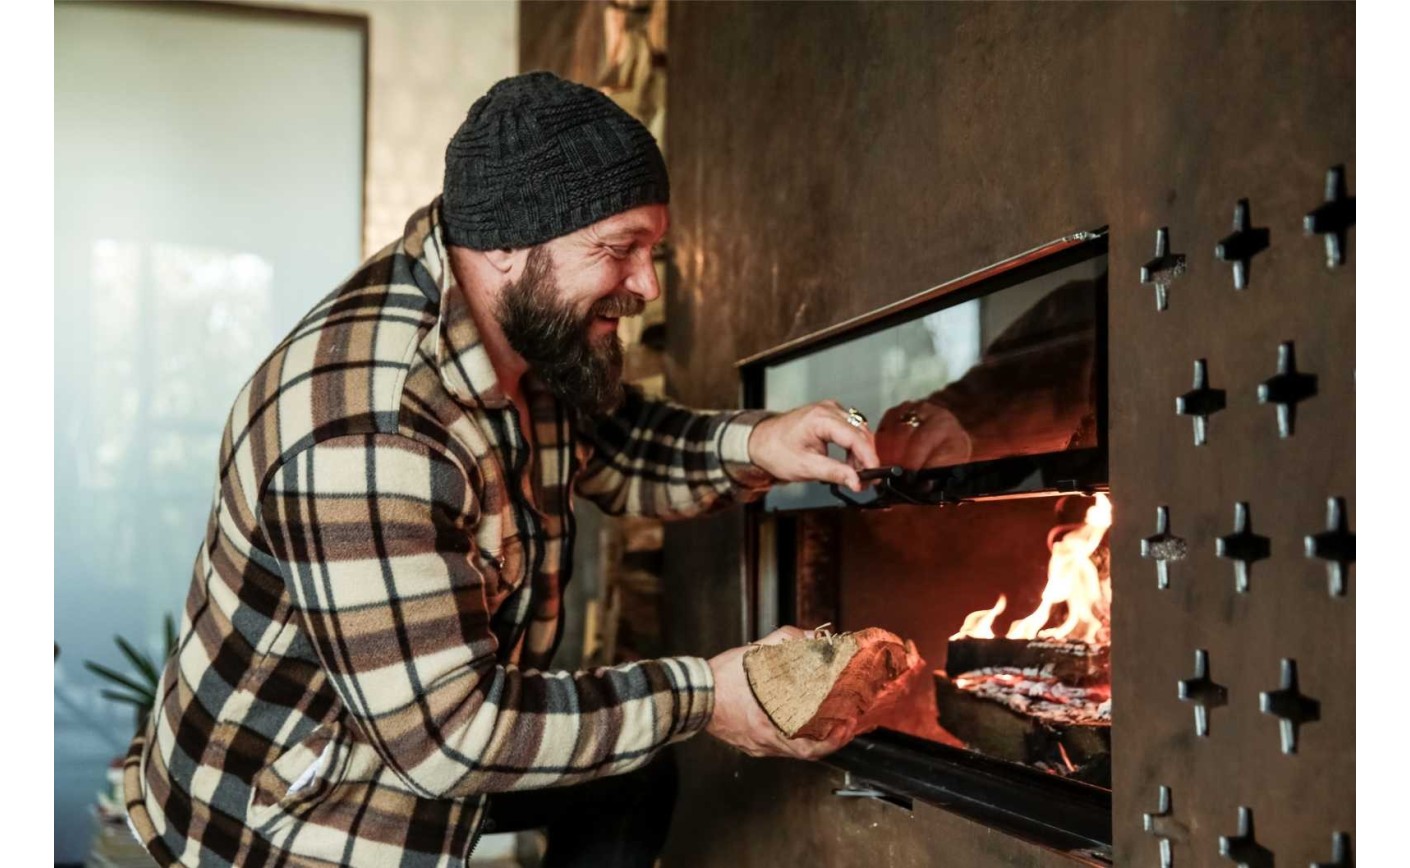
[406,197,511,410]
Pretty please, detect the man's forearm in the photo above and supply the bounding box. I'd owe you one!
[576,387,775,518]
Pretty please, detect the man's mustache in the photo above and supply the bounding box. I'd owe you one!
[588,293,646,320]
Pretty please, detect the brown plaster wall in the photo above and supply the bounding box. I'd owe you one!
[657,2,1352,866]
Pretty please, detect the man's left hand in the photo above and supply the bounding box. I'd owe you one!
[747,401,880,492]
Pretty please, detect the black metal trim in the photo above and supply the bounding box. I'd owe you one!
[738,227,1108,370]
[829,730,1113,858]
[813,449,1109,512]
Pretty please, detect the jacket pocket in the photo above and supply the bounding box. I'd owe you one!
[247,718,348,833]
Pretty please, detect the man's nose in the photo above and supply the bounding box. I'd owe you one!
[624,252,661,303]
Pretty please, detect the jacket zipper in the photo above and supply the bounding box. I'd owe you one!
[462,796,490,865]
[464,403,543,866]
[501,401,547,659]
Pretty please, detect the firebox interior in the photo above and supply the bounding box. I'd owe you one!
[782,494,1113,787]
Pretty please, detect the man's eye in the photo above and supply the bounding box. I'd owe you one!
[607,246,631,259]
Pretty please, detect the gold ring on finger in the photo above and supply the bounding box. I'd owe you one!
[845,407,868,429]
[901,410,923,429]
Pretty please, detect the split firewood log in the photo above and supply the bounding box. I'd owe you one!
[743,626,922,740]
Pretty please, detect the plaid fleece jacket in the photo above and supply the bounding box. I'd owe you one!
[123,200,773,867]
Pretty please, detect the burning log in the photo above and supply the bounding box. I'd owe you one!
[935,669,1111,786]
[938,633,1110,784]
[744,627,919,739]
[945,637,1110,685]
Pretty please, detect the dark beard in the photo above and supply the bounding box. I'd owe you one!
[495,245,644,417]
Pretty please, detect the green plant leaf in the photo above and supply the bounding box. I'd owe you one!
[100,688,154,710]
[84,661,152,697]
[163,614,178,658]
[114,636,159,689]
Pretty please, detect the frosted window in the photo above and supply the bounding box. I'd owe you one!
[54,4,364,860]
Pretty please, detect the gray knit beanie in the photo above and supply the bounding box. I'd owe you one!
[442,71,669,250]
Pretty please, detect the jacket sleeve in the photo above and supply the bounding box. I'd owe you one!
[257,432,715,798]
[574,385,777,518]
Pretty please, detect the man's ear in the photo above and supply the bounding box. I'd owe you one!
[482,246,530,278]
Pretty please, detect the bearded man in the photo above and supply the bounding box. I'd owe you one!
[122,72,880,867]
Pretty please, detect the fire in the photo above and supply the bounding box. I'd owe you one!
[948,595,1007,640]
[951,494,1112,645]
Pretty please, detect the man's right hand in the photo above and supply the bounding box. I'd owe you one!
[703,626,855,760]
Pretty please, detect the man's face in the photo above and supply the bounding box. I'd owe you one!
[495,204,668,416]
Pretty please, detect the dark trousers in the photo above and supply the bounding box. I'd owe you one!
[481,748,679,867]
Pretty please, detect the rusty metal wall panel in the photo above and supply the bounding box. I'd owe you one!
[597,0,1351,864]
[1105,4,1355,866]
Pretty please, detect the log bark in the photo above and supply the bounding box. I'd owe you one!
[743,627,915,740]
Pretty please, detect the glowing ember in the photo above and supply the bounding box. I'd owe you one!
[952,494,1113,644]
[952,667,1111,725]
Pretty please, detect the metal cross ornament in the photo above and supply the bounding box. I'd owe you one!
[1140,226,1187,311]
[1214,199,1270,290]
[1258,658,1321,755]
[1176,359,1226,446]
[1305,496,1355,597]
[1141,506,1188,590]
[1218,807,1274,868]
[1311,832,1352,868]
[1216,502,1271,594]
[1304,165,1355,268]
[1143,785,1186,868]
[1256,341,1317,438]
[1178,649,1228,737]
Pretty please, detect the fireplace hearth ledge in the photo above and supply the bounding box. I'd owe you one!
[827,729,1113,863]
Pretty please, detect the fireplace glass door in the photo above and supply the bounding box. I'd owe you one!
[742,231,1114,856]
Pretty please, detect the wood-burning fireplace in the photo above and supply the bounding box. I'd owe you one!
[740,233,1116,861]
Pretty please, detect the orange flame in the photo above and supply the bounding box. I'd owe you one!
[949,594,1007,640]
[952,494,1113,645]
